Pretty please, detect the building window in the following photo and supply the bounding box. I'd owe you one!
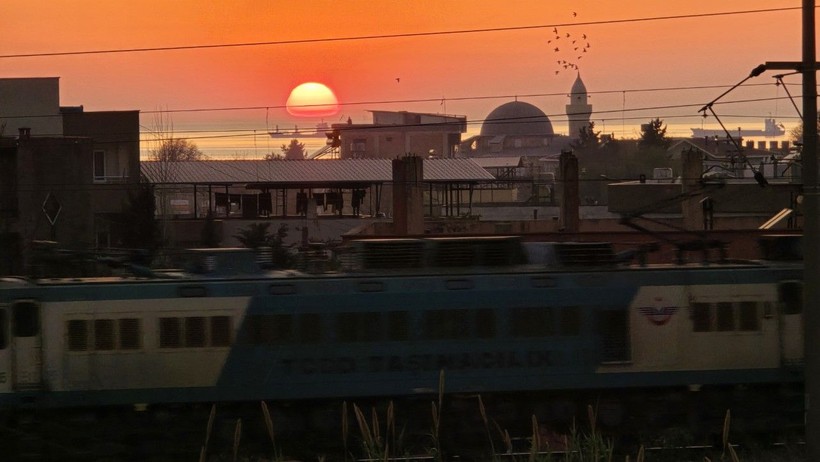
[93,150,107,182]
[351,139,367,158]
[93,149,128,183]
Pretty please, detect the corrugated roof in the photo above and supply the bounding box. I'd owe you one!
[469,156,523,168]
[141,158,494,185]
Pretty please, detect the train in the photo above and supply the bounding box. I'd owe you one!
[0,235,808,458]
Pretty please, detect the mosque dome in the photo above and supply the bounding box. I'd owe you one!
[480,101,554,137]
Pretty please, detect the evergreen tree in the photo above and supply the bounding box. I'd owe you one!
[638,118,671,150]
[267,139,306,160]
[120,184,161,259]
[199,210,221,247]
[571,122,601,151]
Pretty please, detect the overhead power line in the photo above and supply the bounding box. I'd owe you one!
[0,81,789,120]
[0,6,802,59]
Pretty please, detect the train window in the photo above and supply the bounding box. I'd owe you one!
[511,307,553,337]
[388,311,409,341]
[185,317,207,347]
[94,319,115,350]
[475,309,496,339]
[691,303,711,332]
[0,310,6,349]
[119,318,141,350]
[299,314,322,344]
[12,301,38,337]
[424,309,469,340]
[159,317,182,348]
[246,314,292,345]
[738,302,760,331]
[337,312,380,342]
[716,302,734,332]
[67,320,89,351]
[337,313,360,342]
[559,307,581,336]
[210,316,231,347]
[363,312,381,341]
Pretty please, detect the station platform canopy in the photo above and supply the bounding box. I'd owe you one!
[141,158,494,188]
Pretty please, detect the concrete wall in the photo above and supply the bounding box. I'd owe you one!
[0,77,63,137]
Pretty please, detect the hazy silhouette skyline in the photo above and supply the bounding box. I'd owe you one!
[1,0,805,157]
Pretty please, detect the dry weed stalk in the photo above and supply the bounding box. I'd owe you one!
[232,418,242,462]
[199,404,216,462]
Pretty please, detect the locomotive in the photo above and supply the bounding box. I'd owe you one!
[0,235,807,457]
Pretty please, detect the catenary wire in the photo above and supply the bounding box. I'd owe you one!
[0,7,803,59]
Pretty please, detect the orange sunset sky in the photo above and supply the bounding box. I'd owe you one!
[0,1,813,157]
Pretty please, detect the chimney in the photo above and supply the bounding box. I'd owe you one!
[757,141,766,150]
[782,140,790,151]
[392,156,424,236]
[769,141,778,150]
[558,150,579,233]
[681,148,704,231]
[746,140,754,149]
[18,127,31,139]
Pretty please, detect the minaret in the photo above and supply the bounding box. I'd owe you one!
[566,73,592,139]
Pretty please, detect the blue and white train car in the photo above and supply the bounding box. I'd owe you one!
[0,238,806,434]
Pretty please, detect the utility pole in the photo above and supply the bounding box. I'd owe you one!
[801,1,819,460]
[747,3,818,455]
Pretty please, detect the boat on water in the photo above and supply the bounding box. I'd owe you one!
[690,117,786,138]
[269,121,330,138]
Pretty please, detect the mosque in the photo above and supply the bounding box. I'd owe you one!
[459,73,592,158]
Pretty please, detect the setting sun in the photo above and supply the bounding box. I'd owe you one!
[286,82,339,117]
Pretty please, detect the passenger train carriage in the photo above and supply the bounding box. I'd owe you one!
[0,236,807,446]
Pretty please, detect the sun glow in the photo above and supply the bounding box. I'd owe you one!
[286,82,339,117]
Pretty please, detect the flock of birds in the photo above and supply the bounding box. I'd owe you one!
[551,12,591,75]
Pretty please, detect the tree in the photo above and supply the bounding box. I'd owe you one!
[278,139,306,160]
[790,118,820,144]
[199,210,221,248]
[233,222,294,268]
[151,138,203,162]
[570,122,601,151]
[638,118,671,150]
[119,183,161,256]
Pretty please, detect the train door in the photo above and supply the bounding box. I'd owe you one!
[0,306,10,393]
[11,300,42,390]
[778,281,803,366]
